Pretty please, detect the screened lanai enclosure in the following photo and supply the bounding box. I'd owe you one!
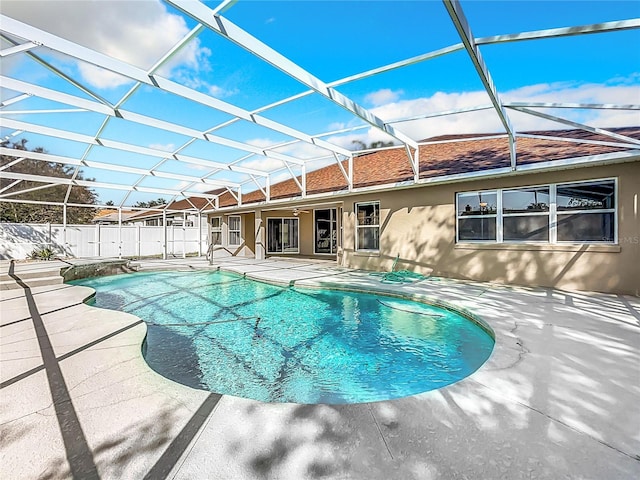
[1,0,639,259]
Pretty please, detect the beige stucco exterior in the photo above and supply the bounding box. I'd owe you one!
[210,161,639,295]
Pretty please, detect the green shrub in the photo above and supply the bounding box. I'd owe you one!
[28,247,55,261]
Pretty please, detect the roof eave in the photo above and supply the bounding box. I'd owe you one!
[204,150,640,214]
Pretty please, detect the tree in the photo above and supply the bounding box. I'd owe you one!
[0,140,98,224]
[133,198,167,209]
[351,140,396,150]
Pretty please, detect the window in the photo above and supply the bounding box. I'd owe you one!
[267,218,299,253]
[502,187,550,242]
[456,179,616,244]
[457,191,497,241]
[356,201,380,251]
[228,216,241,245]
[556,180,615,242]
[210,216,222,245]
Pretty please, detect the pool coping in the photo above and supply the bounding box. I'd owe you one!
[1,257,639,479]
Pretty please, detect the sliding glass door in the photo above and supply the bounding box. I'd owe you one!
[314,208,337,254]
[267,218,299,254]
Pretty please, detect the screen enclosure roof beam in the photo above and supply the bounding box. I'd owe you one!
[0,14,353,159]
[0,171,220,200]
[165,0,419,152]
[442,0,516,164]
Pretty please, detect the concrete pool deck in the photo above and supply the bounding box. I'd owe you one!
[1,257,638,479]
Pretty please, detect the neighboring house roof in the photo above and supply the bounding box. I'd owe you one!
[92,209,137,223]
[128,197,216,220]
[126,209,163,221]
[214,127,640,208]
[165,196,218,212]
[92,196,216,223]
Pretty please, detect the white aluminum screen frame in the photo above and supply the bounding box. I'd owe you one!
[0,0,638,220]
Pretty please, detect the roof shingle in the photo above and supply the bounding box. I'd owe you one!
[214,127,640,208]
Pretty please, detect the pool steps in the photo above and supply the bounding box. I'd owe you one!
[1,258,140,290]
[0,270,63,290]
[0,261,64,290]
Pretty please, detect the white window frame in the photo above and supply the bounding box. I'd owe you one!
[355,201,380,252]
[228,215,242,246]
[456,189,498,243]
[501,185,551,243]
[266,217,300,254]
[456,178,617,245]
[554,178,618,244]
[210,216,222,245]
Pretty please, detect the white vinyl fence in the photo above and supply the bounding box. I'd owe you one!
[0,222,208,260]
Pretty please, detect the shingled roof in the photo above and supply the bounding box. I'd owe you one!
[125,195,218,221]
[214,127,640,208]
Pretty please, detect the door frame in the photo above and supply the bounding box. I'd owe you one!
[313,208,338,255]
[266,216,300,254]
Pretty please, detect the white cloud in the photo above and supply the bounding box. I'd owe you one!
[327,121,347,131]
[172,181,191,191]
[336,78,640,144]
[269,171,294,185]
[149,143,175,152]
[246,138,279,149]
[185,163,210,172]
[2,0,212,89]
[171,181,211,193]
[240,139,334,170]
[364,88,404,106]
[239,157,285,172]
[607,72,640,85]
[502,80,640,107]
[277,141,332,160]
[208,84,239,99]
[191,183,214,192]
[242,79,640,191]
[75,64,129,90]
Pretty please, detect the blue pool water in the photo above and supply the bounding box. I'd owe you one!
[72,271,494,404]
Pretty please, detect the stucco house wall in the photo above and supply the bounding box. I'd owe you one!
[260,210,315,256]
[205,127,640,295]
[339,161,639,295]
[208,161,638,294]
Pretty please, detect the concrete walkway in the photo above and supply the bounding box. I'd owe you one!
[1,257,639,479]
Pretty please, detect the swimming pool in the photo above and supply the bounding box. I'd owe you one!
[72,270,494,404]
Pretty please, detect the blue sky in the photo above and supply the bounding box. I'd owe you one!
[1,0,639,206]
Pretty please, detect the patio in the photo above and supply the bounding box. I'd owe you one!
[1,257,638,479]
